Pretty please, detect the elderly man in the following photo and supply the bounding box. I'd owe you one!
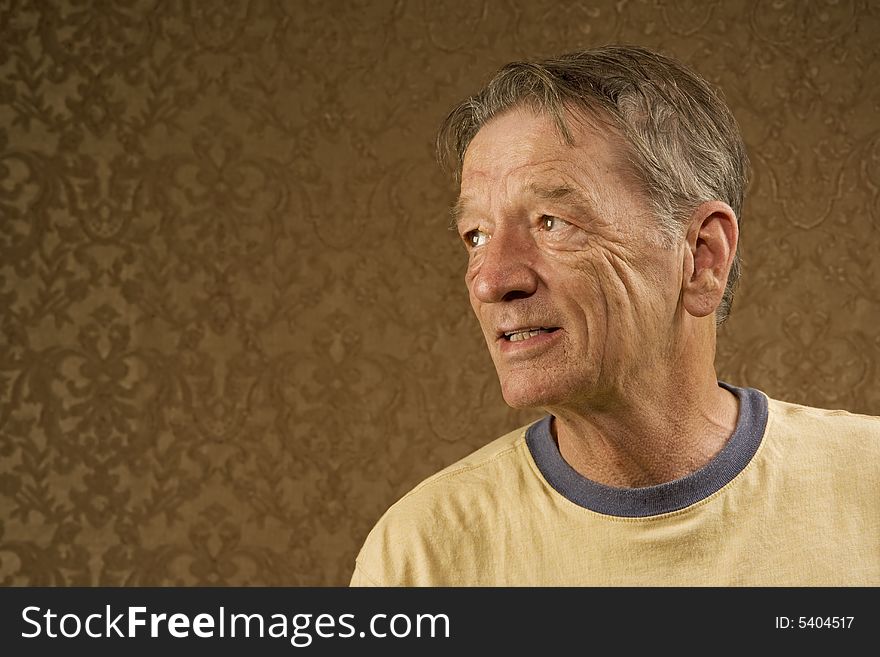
[351,46,879,586]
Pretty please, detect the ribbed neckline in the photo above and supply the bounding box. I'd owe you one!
[525,382,769,518]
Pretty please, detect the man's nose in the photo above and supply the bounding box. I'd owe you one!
[471,228,539,303]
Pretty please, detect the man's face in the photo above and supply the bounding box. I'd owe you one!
[456,106,685,410]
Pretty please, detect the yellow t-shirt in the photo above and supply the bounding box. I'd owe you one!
[351,385,880,586]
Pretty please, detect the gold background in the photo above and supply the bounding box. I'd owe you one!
[1,0,878,586]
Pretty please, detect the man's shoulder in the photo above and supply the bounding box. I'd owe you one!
[763,394,880,465]
[422,420,537,481]
[766,394,880,437]
[381,419,537,520]
[352,419,541,585]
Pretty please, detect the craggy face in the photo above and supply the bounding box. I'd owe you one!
[456,106,686,410]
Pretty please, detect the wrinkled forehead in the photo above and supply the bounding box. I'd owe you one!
[463,117,562,181]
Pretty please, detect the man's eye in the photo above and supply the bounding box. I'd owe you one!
[541,215,568,231]
[464,229,489,248]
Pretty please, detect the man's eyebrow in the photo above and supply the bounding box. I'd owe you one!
[449,184,594,230]
[527,183,594,210]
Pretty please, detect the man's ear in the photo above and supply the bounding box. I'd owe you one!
[681,201,739,318]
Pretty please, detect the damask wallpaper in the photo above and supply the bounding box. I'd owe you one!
[0,0,878,586]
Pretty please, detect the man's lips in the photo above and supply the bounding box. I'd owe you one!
[496,326,561,342]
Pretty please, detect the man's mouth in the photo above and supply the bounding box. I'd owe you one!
[501,327,559,342]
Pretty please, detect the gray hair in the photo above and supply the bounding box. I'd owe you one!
[436,45,750,325]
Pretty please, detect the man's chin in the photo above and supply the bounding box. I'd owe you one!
[499,379,562,410]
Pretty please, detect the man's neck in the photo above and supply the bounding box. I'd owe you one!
[549,336,739,489]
